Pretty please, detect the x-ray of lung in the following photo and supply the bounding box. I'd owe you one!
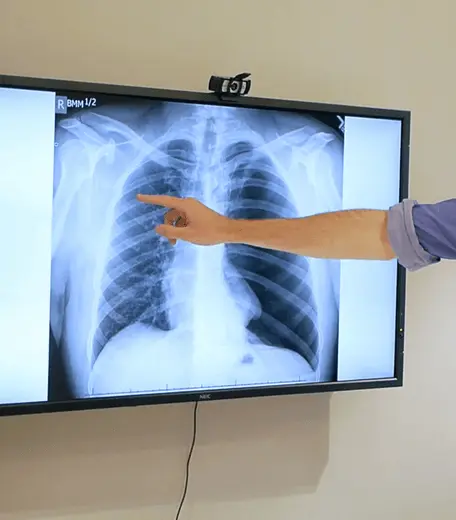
[48,96,344,400]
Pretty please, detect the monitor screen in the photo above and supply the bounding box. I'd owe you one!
[0,76,408,415]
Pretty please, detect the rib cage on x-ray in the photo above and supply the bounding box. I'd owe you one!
[222,141,319,369]
[91,138,197,364]
[49,100,342,399]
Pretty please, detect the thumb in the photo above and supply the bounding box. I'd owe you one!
[155,224,190,240]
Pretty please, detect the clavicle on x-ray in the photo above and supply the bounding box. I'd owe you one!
[49,100,343,399]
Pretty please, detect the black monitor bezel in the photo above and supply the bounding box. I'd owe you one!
[0,74,410,417]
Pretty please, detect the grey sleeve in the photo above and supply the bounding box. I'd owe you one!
[387,198,454,271]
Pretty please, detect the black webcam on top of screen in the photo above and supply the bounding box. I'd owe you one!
[208,72,252,99]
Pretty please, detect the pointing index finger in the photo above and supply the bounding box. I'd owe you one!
[136,194,187,210]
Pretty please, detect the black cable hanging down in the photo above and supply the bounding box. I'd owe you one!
[175,400,199,520]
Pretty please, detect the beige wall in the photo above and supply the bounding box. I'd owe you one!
[1,1,455,519]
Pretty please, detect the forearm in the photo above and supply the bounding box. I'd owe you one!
[225,209,396,260]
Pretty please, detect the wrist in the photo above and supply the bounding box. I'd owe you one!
[221,218,245,244]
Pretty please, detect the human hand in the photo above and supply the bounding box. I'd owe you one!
[136,194,234,246]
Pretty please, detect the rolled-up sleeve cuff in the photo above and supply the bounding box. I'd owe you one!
[387,199,440,271]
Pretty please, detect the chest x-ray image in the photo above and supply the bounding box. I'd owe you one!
[48,96,343,400]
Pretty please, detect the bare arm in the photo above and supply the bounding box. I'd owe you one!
[224,209,396,260]
[136,194,396,262]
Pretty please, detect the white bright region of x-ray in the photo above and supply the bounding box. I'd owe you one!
[50,102,343,398]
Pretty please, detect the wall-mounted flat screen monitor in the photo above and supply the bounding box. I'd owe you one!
[0,75,409,416]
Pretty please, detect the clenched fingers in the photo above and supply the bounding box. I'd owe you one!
[164,208,187,227]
